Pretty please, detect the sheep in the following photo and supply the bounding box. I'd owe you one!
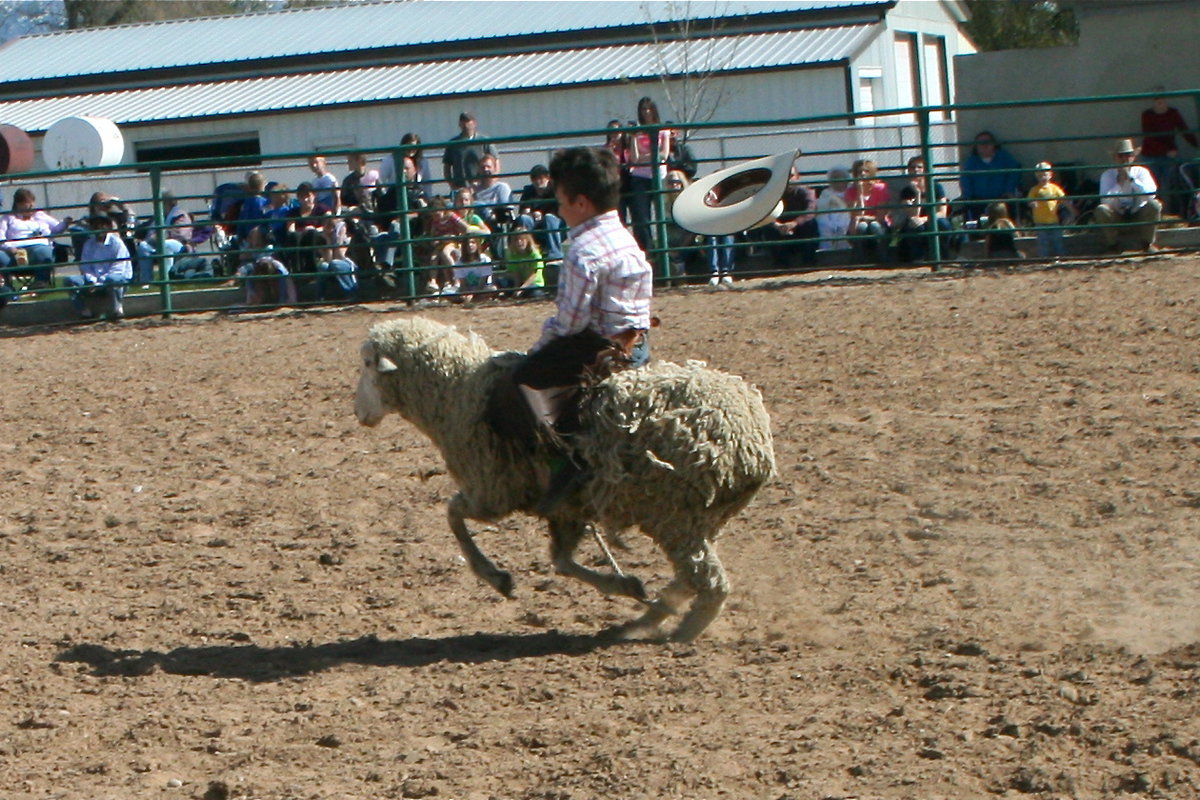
[354,316,775,642]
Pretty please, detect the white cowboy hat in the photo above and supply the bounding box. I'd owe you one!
[672,150,798,236]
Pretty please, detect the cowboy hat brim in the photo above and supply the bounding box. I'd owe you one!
[672,150,799,236]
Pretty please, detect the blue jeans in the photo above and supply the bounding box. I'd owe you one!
[1035,227,1065,258]
[517,212,565,260]
[317,258,358,299]
[136,239,186,284]
[63,273,127,316]
[706,235,735,275]
[0,244,54,284]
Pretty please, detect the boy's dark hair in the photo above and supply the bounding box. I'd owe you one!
[899,185,918,202]
[549,147,620,213]
[295,181,315,195]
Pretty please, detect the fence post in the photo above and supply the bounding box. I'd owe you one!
[393,148,417,301]
[917,106,943,268]
[149,167,173,317]
[650,128,671,281]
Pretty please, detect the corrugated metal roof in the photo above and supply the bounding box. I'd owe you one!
[0,24,872,132]
[0,0,888,83]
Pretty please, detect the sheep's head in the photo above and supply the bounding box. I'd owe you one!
[355,339,398,427]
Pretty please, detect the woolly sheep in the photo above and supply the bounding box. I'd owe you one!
[354,317,775,642]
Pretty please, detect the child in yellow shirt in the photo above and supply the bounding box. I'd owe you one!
[1027,161,1067,258]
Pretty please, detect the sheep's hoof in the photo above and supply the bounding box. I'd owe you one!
[490,571,515,598]
[621,574,650,603]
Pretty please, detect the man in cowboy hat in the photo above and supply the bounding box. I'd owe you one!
[1092,138,1162,254]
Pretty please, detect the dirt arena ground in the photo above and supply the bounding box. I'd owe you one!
[1,255,1198,800]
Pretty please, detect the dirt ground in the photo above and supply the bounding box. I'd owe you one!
[1,255,1198,800]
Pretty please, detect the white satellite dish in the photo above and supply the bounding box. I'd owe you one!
[42,116,125,170]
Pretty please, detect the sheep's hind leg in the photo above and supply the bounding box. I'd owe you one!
[667,541,729,643]
[448,494,514,598]
[609,577,692,640]
[548,519,649,602]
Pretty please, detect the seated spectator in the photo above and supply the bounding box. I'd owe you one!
[425,195,471,294]
[264,183,297,245]
[135,190,195,284]
[472,153,516,257]
[448,235,494,301]
[760,164,819,270]
[308,154,340,213]
[983,202,1023,260]
[71,192,133,258]
[844,159,890,263]
[315,213,358,301]
[494,226,545,298]
[1092,138,1162,253]
[373,156,430,282]
[453,186,491,234]
[0,188,72,289]
[281,182,332,282]
[816,167,852,252]
[959,131,1021,224]
[340,153,369,209]
[237,253,297,308]
[1027,161,1068,259]
[893,155,958,263]
[236,171,272,251]
[517,164,566,261]
[62,214,131,320]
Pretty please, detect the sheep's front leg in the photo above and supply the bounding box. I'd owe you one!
[448,493,514,598]
[548,519,649,602]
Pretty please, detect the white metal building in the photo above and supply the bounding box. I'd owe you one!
[0,0,974,212]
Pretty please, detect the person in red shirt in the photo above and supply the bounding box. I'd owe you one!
[1141,90,1198,215]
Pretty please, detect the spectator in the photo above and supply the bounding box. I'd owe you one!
[495,226,545,298]
[452,186,490,234]
[844,159,890,263]
[1092,138,1161,254]
[661,169,701,282]
[603,119,632,226]
[517,163,566,261]
[626,96,672,251]
[472,153,516,257]
[959,131,1021,224]
[282,182,331,281]
[449,235,494,301]
[237,253,296,308]
[666,124,698,180]
[0,188,72,289]
[62,214,131,320]
[236,171,272,250]
[760,164,819,270]
[1027,161,1068,259]
[1141,89,1197,215]
[893,155,958,263]
[133,190,192,284]
[443,112,498,191]
[315,212,358,301]
[380,132,436,196]
[308,154,340,213]
[340,153,369,208]
[373,155,430,280]
[983,201,1023,259]
[425,195,471,294]
[816,167,852,252]
[264,183,296,245]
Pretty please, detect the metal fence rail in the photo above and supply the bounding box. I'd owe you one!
[1,88,1197,323]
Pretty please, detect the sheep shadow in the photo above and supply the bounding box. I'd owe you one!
[55,630,639,682]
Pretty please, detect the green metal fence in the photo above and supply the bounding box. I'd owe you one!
[1,88,1197,323]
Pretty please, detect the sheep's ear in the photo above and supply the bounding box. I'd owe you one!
[376,355,398,373]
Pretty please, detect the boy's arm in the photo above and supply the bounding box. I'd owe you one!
[535,256,597,350]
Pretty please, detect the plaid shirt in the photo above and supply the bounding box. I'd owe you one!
[535,210,652,351]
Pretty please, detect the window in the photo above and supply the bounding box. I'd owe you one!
[893,33,920,124]
[923,35,950,121]
[857,67,882,126]
[134,133,262,170]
